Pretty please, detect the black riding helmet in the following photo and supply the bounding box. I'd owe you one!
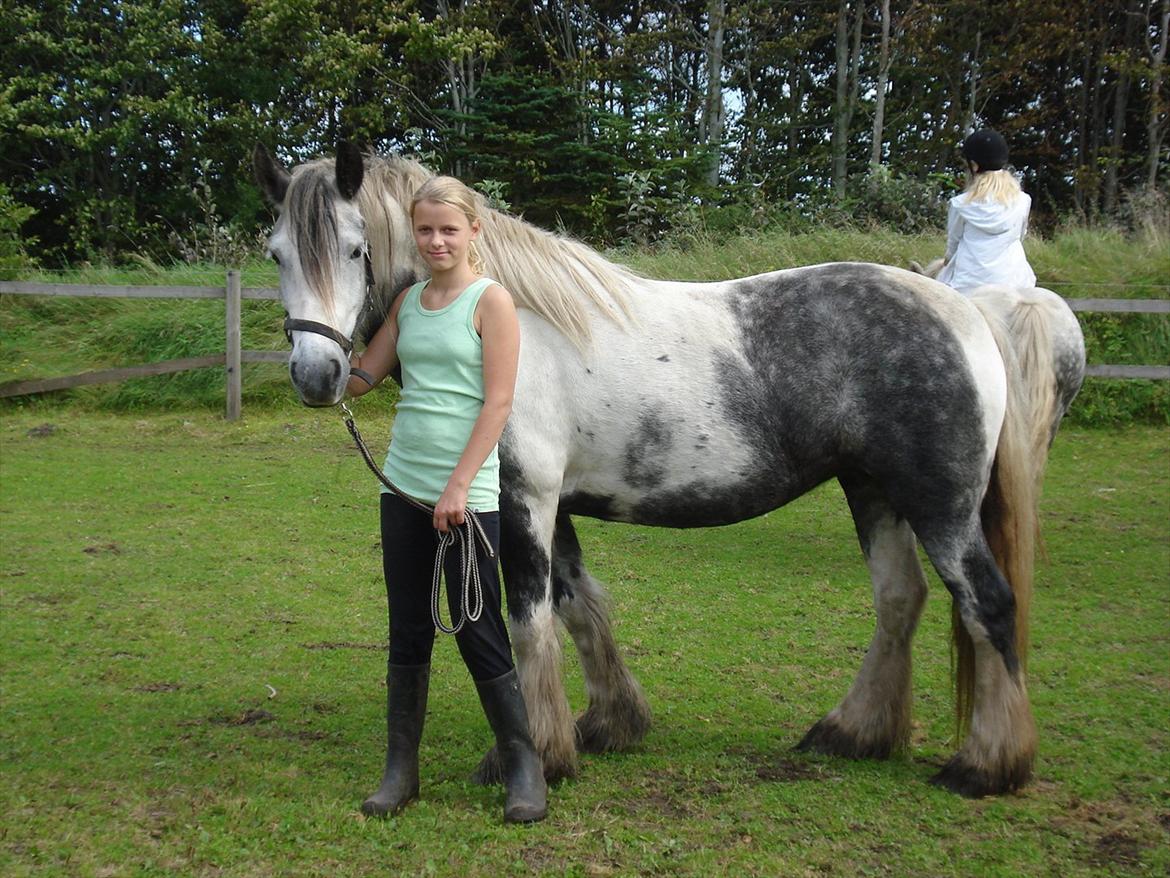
[961,129,1009,171]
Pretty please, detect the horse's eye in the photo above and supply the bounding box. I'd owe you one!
[351,247,363,260]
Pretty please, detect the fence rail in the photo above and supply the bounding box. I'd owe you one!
[1,276,1167,418]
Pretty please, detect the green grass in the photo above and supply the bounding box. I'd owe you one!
[2,227,1167,423]
[1,409,1167,876]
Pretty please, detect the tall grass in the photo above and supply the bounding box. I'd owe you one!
[1,229,1167,423]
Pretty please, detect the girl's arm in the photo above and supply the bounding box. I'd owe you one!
[432,284,520,532]
[345,289,409,398]
[943,200,964,263]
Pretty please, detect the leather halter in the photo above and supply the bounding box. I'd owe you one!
[282,249,374,356]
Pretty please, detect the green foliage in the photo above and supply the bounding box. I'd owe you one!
[830,167,956,233]
[1,0,1162,260]
[168,160,265,267]
[0,184,37,273]
[471,179,511,213]
[445,71,630,235]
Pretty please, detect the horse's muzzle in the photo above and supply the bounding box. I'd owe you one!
[289,351,347,407]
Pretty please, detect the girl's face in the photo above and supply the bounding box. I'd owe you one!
[412,199,479,274]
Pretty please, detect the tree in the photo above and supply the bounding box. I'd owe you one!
[1144,0,1170,187]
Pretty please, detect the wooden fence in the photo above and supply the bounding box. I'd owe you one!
[1,275,1168,420]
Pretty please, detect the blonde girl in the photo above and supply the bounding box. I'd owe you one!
[937,129,1037,294]
[344,176,546,824]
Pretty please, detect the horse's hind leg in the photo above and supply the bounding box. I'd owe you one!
[475,488,578,784]
[798,476,927,759]
[552,514,651,753]
[922,532,1036,797]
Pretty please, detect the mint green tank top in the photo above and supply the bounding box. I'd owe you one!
[382,277,500,512]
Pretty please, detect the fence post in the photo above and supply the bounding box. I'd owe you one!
[225,269,242,420]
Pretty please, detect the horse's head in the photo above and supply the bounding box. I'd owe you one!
[253,142,370,407]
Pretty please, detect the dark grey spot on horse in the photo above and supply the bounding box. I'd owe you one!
[498,447,550,624]
[961,543,1019,672]
[622,408,672,490]
[715,264,987,535]
[550,514,585,606]
[656,354,670,362]
[559,491,617,519]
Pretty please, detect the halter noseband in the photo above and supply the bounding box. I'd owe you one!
[282,248,374,357]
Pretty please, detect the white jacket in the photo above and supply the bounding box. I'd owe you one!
[937,191,1036,294]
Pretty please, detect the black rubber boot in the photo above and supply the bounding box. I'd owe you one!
[361,663,429,817]
[475,669,548,824]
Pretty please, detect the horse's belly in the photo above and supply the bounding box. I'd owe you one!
[559,430,815,527]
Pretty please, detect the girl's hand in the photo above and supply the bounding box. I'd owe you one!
[433,482,469,533]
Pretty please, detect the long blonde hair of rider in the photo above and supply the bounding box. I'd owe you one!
[410,176,486,275]
[966,168,1024,206]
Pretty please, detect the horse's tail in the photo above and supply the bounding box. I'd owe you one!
[952,296,1053,736]
[971,287,1082,485]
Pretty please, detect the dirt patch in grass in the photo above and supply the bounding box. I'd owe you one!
[1050,796,1161,871]
[727,746,836,783]
[300,641,386,651]
[210,708,275,726]
[83,542,122,555]
[134,682,183,692]
[1092,830,1143,869]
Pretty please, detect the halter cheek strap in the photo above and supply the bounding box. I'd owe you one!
[281,249,375,357]
[283,318,355,355]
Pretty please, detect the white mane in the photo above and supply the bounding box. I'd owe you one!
[358,155,636,348]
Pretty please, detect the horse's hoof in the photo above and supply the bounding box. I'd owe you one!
[574,710,613,754]
[574,702,652,754]
[929,755,1031,798]
[471,746,503,785]
[795,718,894,761]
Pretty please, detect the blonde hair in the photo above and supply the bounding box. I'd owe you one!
[966,168,1024,206]
[409,175,486,275]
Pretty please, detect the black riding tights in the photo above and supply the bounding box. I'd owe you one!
[379,493,514,681]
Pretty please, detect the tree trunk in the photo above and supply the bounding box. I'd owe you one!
[964,27,982,133]
[870,0,892,172]
[832,0,852,199]
[1104,1,1140,213]
[1147,0,1170,187]
[700,0,726,188]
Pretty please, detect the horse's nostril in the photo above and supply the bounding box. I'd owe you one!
[290,361,299,382]
[330,359,342,382]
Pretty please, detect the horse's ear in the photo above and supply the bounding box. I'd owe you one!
[253,142,290,207]
[336,142,365,200]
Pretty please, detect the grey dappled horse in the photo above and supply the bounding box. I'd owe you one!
[255,143,1085,797]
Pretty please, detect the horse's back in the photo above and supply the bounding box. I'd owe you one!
[969,284,1086,436]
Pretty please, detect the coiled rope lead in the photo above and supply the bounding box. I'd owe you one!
[339,401,494,634]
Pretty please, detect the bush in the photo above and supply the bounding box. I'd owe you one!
[1116,185,1170,245]
[0,184,37,273]
[831,166,954,233]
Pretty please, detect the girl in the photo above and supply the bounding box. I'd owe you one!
[344,175,546,824]
[937,128,1037,294]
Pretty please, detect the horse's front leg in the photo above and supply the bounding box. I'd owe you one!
[473,486,578,784]
[552,513,651,752]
